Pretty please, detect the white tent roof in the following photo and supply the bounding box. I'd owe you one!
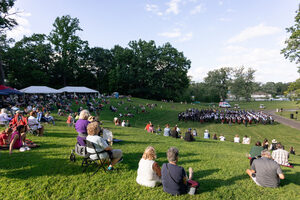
[58,86,99,93]
[20,86,62,94]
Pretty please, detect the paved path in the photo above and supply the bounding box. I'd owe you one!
[265,110,300,131]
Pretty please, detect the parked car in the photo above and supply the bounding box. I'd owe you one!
[219,102,231,108]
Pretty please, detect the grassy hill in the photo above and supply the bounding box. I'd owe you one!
[0,98,299,199]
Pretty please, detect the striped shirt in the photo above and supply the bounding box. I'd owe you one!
[272,149,290,166]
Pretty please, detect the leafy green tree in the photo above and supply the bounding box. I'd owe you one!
[48,15,88,87]
[4,34,53,88]
[231,67,256,101]
[281,4,300,73]
[86,47,112,93]
[275,82,290,95]
[0,0,18,85]
[261,82,277,98]
[285,78,300,101]
[204,67,232,101]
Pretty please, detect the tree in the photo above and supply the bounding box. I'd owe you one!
[109,40,191,100]
[281,4,300,73]
[0,0,18,85]
[261,82,277,98]
[4,34,53,88]
[48,15,88,87]
[204,67,232,101]
[231,67,256,101]
[285,78,300,101]
[86,47,112,93]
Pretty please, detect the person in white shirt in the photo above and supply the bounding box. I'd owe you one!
[28,111,44,136]
[86,122,123,171]
[272,143,291,166]
[219,134,226,141]
[234,134,240,143]
[242,135,251,144]
[0,108,11,126]
[136,146,161,187]
[121,120,126,127]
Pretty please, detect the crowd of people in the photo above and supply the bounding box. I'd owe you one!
[1,93,298,196]
[178,108,274,126]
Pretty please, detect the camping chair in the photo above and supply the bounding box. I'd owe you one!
[82,139,111,177]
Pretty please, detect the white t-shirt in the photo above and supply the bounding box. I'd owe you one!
[234,137,240,143]
[136,159,161,187]
[28,116,42,130]
[242,137,250,144]
[219,136,226,141]
[86,135,109,160]
[121,121,126,127]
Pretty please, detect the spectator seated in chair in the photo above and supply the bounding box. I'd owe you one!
[9,110,28,130]
[28,111,44,136]
[86,122,123,171]
[0,108,11,126]
[75,110,90,146]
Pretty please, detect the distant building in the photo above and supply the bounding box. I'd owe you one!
[251,92,272,101]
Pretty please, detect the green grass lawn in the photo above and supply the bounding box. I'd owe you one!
[277,111,300,122]
[0,98,300,200]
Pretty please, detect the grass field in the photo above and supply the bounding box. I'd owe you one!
[277,111,300,122]
[0,98,300,200]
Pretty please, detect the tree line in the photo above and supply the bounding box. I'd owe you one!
[0,13,190,101]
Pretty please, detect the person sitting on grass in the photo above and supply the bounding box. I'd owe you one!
[161,147,198,195]
[184,128,195,142]
[219,134,226,141]
[249,141,264,165]
[192,129,197,136]
[125,120,130,127]
[246,150,284,188]
[212,134,217,140]
[145,121,152,132]
[0,127,13,148]
[233,135,240,143]
[136,146,161,187]
[148,124,154,133]
[75,110,90,146]
[242,135,250,144]
[203,129,210,139]
[290,146,295,155]
[272,143,291,167]
[44,112,55,125]
[262,138,269,149]
[66,113,74,126]
[28,111,44,136]
[164,124,171,137]
[171,126,180,138]
[9,125,31,154]
[86,122,123,171]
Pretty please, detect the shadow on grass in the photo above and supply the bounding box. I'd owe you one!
[199,174,246,193]
[0,151,83,179]
[281,172,300,186]
[194,169,220,179]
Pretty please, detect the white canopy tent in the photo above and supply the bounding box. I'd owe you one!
[58,86,99,94]
[20,86,62,94]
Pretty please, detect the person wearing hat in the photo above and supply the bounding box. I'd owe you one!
[184,128,195,142]
[9,110,28,129]
[269,139,278,151]
[203,129,210,139]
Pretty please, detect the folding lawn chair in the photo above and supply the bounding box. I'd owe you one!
[82,139,111,177]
